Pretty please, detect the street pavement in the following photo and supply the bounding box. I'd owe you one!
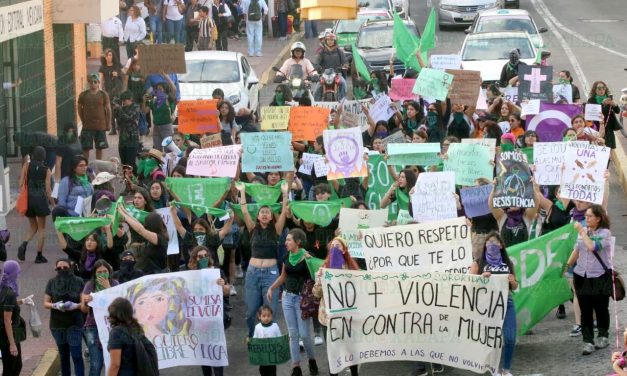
[5,0,627,374]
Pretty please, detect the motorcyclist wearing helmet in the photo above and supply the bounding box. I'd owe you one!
[276,41,317,79]
[313,32,347,101]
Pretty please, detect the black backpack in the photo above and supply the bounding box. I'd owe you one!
[127,328,159,376]
[248,0,262,21]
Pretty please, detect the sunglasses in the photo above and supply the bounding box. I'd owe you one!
[596,86,606,90]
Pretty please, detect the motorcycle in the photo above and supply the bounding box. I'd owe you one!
[273,64,316,102]
[317,68,342,102]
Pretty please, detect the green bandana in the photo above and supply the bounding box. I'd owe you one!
[143,158,159,176]
[288,248,306,266]
[594,94,607,105]
[137,158,146,176]
[244,181,283,205]
[125,204,149,223]
[354,86,367,100]
[54,217,111,241]
[395,188,410,211]
[288,200,343,227]
[558,79,569,85]
[198,258,209,269]
[95,272,110,291]
[554,199,565,211]
[172,201,228,219]
[165,177,231,209]
[77,174,90,190]
[305,256,325,279]
[563,134,576,142]
[453,112,465,122]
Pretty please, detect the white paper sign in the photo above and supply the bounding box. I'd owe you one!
[74,196,84,216]
[584,104,602,121]
[51,182,60,199]
[553,84,573,103]
[411,172,457,223]
[501,86,519,104]
[476,88,488,110]
[299,153,322,175]
[521,99,540,116]
[338,208,388,258]
[186,145,241,178]
[368,94,396,123]
[560,143,610,204]
[461,138,496,159]
[313,158,328,177]
[156,207,180,255]
[533,141,587,185]
[430,54,462,70]
[498,121,511,134]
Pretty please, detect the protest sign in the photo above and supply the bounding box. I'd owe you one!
[299,153,322,175]
[314,158,329,177]
[410,171,457,223]
[521,99,540,116]
[165,177,230,208]
[365,153,399,220]
[361,216,472,273]
[460,138,496,160]
[560,143,610,204]
[584,104,602,121]
[389,77,419,101]
[493,151,534,208]
[54,217,111,241]
[200,133,222,149]
[444,143,493,186]
[248,335,290,366]
[155,207,180,255]
[524,102,582,142]
[289,200,342,226]
[138,44,186,74]
[342,112,360,128]
[289,106,331,141]
[501,86,519,104]
[460,184,493,218]
[322,269,508,374]
[91,269,227,369]
[186,145,241,178]
[444,69,481,105]
[387,143,441,167]
[368,95,396,123]
[412,68,453,101]
[430,54,462,70]
[261,106,291,130]
[518,65,553,101]
[553,84,573,103]
[338,208,388,258]
[381,131,406,151]
[509,224,578,335]
[533,141,587,185]
[476,88,488,110]
[177,100,220,134]
[323,127,367,180]
[314,99,372,131]
[241,132,294,172]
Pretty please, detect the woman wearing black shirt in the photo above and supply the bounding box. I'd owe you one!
[118,208,169,274]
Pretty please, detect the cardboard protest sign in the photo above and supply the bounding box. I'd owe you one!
[323,127,367,180]
[314,99,372,131]
[410,171,457,223]
[186,145,241,178]
[200,133,222,148]
[560,143,610,204]
[386,143,441,166]
[509,224,578,335]
[412,68,453,101]
[444,69,481,105]
[493,151,533,208]
[368,94,396,123]
[461,138,496,159]
[288,106,330,141]
[165,177,230,208]
[518,65,553,101]
[261,106,291,130]
[248,335,290,366]
[322,269,508,374]
[91,270,227,369]
[389,77,419,101]
[430,54,461,70]
[338,208,387,258]
[460,184,493,218]
[138,43,186,74]
[553,84,573,103]
[177,100,220,134]
[533,141,588,185]
[444,143,493,186]
[241,132,293,173]
[381,131,406,151]
[361,216,472,273]
[299,153,322,175]
[155,207,180,255]
[525,102,582,142]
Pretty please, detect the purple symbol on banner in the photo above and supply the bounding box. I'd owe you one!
[328,136,359,177]
[526,103,583,142]
[524,68,547,93]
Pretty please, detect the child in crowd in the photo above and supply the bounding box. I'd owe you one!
[253,305,282,376]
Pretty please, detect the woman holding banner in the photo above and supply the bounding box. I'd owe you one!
[469,232,518,376]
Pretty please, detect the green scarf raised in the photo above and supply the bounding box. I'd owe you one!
[288,248,306,266]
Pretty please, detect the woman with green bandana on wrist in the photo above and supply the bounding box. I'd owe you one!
[80,260,118,376]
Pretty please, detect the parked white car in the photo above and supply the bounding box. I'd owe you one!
[465,9,547,48]
[178,51,260,114]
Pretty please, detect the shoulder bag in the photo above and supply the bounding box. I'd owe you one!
[592,250,625,301]
[16,163,29,216]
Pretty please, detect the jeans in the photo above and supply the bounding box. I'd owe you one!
[314,75,347,101]
[51,326,85,376]
[245,264,280,337]
[152,123,174,152]
[246,20,263,55]
[149,15,163,43]
[164,18,184,43]
[282,291,315,365]
[500,296,517,371]
[304,20,318,39]
[278,12,288,37]
[85,327,104,376]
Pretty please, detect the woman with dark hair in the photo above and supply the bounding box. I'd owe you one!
[18,146,53,263]
[558,70,581,103]
[80,260,118,376]
[53,155,94,220]
[148,180,171,209]
[483,120,504,146]
[424,101,446,144]
[99,48,125,135]
[44,258,85,376]
[270,84,293,106]
[171,164,187,178]
[267,228,319,376]
[445,102,472,140]
[380,168,417,224]
[56,228,113,280]
[586,80,623,149]
[394,100,424,134]
[55,122,83,182]
[518,130,538,148]
[0,261,27,375]
[488,177,539,247]
[123,5,146,59]
[368,70,388,96]
[118,208,169,274]
[122,58,145,104]
[218,100,240,144]
[571,114,605,145]
[566,204,613,355]
[469,232,518,376]
[508,112,525,139]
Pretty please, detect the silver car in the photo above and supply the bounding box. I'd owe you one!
[438,0,504,29]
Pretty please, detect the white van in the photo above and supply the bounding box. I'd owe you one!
[438,0,503,29]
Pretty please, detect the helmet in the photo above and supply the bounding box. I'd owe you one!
[325,33,336,41]
[291,41,306,53]
[318,31,327,40]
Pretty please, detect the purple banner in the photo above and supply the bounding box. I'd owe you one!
[526,102,582,142]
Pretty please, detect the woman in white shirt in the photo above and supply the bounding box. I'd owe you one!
[163,0,186,43]
[123,6,147,58]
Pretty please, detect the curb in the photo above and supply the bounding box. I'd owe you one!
[611,140,627,195]
[260,32,305,87]
[31,348,59,376]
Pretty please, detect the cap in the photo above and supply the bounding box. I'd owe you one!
[89,73,99,82]
[120,250,136,260]
[120,91,132,100]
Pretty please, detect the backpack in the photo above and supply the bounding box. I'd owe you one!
[247,0,262,21]
[138,111,149,136]
[127,328,159,376]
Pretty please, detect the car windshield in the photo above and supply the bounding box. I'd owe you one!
[476,17,536,34]
[179,60,240,83]
[336,14,388,33]
[357,24,418,49]
[357,0,389,9]
[462,37,534,60]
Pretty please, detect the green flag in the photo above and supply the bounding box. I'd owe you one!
[393,12,421,72]
[420,8,437,54]
[352,44,372,83]
[534,47,543,65]
[172,201,228,219]
[509,224,578,335]
[165,177,231,208]
[243,181,283,205]
[231,203,282,222]
[289,200,342,227]
[521,146,533,163]
[124,204,149,223]
[54,217,111,241]
[306,257,325,279]
[248,334,290,366]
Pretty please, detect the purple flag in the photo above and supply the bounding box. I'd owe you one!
[526,102,583,142]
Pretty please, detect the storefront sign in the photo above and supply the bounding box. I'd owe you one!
[0,0,44,43]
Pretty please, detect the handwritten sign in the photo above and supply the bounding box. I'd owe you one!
[322,269,508,374]
[389,77,419,101]
[493,151,534,208]
[518,65,553,101]
[241,132,293,172]
[248,335,290,366]
[411,171,457,223]
[444,143,493,186]
[314,158,329,177]
[314,99,372,131]
[521,99,540,116]
[553,84,573,104]
[361,216,472,273]
[138,43,187,74]
[261,106,291,130]
[288,106,330,141]
[533,141,585,185]
[200,133,222,149]
[323,127,367,180]
[445,69,482,105]
[299,153,322,175]
[338,208,388,258]
[461,138,496,159]
[413,68,453,101]
[584,104,602,121]
[177,100,220,134]
[460,184,493,218]
[381,131,406,151]
[386,143,441,166]
[155,207,180,255]
[560,143,610,204]
[368,95,396,123]
[501,86,519,104]
[186,145,241,178]
[430,54,462,71]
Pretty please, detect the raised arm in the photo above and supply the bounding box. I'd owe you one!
[118,205,159,245]
[274,179,290,235]
[236,182,256,232]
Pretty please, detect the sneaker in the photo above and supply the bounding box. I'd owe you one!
[248,53,254,57]
[299,339,303,350]
[34,254,48,264]
[432,363,444,373]
[235,265,244,278]
[501,372,513,376]
[17,241,27,261]
[290,366,303,376]
[596,336,610,349]
[230,286,237,296]
[314,335,323,346]
[569,325,582,337]
[582,342,596,355]
[556,304,566,319]
[256,52,263,57]
[308,359,319,376]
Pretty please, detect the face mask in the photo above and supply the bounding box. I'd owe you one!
[453,112,464,122]
[198,257,209,269]
[376,131,389,139]
[194,232,206,245]
[427,112,438,126]
[275,92,284,105]
[120,260,135,273]
[329,246,345,269]
[509,52,520,65]
[96,272,110,280]
[563,134,576,142]
[57,269,72,278]
[485,243,503,266]
[558,78,569,85]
